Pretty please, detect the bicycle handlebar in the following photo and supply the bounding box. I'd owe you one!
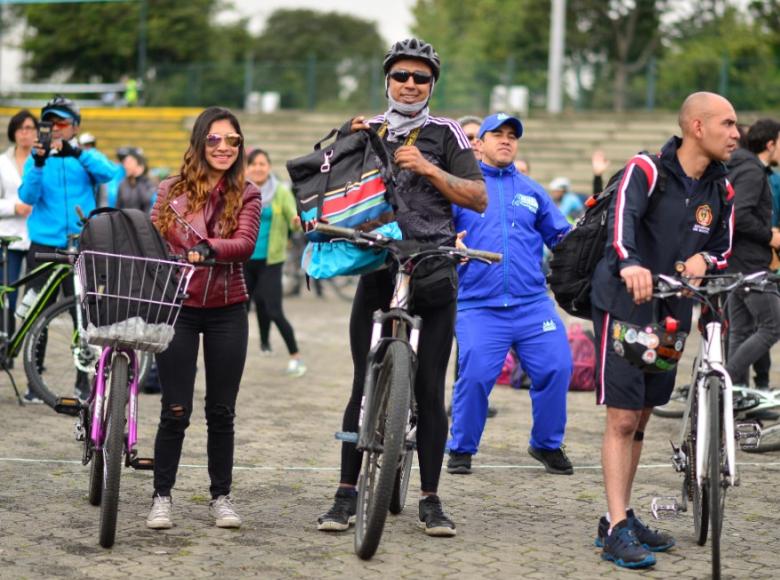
[34,250,78,265]
[312,223,503,264]
[653,270,780,301]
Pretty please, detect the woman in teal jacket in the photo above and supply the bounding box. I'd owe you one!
[245,149,306,377]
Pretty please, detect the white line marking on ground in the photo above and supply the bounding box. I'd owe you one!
[2,457,780,471]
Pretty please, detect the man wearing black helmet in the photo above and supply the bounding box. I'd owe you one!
[317,38,487,537]
[18,95,115,399]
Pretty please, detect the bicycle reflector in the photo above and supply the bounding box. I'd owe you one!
[611,317,688,373]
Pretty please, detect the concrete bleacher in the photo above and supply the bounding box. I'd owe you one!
[0,106,692,193]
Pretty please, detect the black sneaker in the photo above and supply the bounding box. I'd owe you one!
[626,509,675,552]
[446,452,472,475]
[23,390,44,404]
[594,511,675,552]
[601,518,656,569]
[418,495,456,537]
[316,488,357,531]
[527,445,573,475]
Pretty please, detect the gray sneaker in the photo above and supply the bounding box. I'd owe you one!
[209,495,242,528]
[146,495,173,529]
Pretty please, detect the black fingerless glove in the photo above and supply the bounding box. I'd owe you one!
[33,151,47,167]
[188,241,214,260]
[59,139,82,158]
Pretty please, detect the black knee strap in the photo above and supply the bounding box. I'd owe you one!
[634,430,644,442]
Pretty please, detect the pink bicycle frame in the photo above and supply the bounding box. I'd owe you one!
[90,346,140,453]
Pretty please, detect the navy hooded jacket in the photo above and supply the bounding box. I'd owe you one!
[454,161,570,310]
[590,136,735,327]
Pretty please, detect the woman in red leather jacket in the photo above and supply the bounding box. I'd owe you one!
[145,107,261,531]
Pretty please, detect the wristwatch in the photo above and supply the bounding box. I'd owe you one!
[699,252,716,272]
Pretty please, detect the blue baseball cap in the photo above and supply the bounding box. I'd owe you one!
[478,113,524,139]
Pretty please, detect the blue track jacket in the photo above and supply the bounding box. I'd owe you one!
[454,161,570,310]
[19,146,116,247]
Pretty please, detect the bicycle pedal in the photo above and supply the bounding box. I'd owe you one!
[335,431,358,443]
[54,397,83,416]
[129,457,154,470]
[650,496,681,520]
[735,422,762,450]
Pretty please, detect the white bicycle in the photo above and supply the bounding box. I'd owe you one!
[650,270,780,580]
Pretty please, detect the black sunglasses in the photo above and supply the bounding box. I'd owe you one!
[389,70,433,85]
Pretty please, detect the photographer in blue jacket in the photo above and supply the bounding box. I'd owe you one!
[18,95,116,401]
[447,113,574,476]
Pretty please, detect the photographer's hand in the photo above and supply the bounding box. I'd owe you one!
[59,139,82,158]
[32,141,48,167]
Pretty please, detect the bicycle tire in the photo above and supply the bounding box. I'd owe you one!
[744,424,780,453]
[99,354,128,548]
[690,384,709,546]
[23,296,99,410]
[389,445,413,515]
[327,277,356,303]
[354,341,411,560]
[652,384,688,419]
[708,376,724,580]
[88,450,103,506]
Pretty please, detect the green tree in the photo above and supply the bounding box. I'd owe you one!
[567,0,665,112]
[252,9,385,110]
[15,0,220,81]
[412,0,549,112]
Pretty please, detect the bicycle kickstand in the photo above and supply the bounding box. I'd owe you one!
[1,362,24,406]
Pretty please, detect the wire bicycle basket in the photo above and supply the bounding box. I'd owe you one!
[76,251,195,353]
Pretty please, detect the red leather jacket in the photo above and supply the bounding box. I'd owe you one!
[152,177,261,308]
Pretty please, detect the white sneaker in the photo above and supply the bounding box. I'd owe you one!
[286,359,307,378]
[146,495,173,529]
[209,495,242,528]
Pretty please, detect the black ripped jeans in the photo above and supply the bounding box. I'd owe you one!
[153,303,248,499]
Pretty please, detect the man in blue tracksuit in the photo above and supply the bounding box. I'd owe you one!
[446,113,574,476]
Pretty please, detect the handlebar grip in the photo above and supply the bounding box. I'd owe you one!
[34,252,73,264]
[467,250,502,263]
[312,223,357,238]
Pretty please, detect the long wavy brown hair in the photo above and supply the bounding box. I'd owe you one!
[155,107,246,237]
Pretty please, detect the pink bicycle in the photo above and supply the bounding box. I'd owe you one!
[71,250,194,548]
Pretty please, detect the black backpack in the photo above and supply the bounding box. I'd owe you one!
[547,153,665,320]
[79,208,176,326]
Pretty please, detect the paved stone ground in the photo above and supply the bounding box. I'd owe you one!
[1,286,780,579]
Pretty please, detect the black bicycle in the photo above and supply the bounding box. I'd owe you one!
[318,223,501,560]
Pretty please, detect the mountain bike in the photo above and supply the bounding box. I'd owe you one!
[0,234,150,412]
[319,223,501,560]
[649,270,780,580]
[70,249,194,548]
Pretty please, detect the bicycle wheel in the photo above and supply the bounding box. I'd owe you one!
[652,384,689,419]
[354,341,411,560]
[99,354,128,548]
[689,384,709,546]
[327,277,357,302]
[389,413,415,515]
[88,450,103,506]
[23,296,100,410]
[744,424,780,453]
[708,377,725,579]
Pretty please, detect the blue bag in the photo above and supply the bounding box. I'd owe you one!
[301,222,402,279]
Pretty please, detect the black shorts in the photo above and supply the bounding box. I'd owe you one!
[592,307,677,410]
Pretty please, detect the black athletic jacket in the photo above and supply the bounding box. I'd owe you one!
[591,136,735,327]
[726,147,774,274]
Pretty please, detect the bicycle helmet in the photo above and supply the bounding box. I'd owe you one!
[610,317,688,374]
[41,95,81,125]
[383,38,441,80]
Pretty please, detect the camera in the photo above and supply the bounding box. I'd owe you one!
[37,121,52,151]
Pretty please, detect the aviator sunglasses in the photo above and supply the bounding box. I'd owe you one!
[389,70,433,85]
[205,133,242,148]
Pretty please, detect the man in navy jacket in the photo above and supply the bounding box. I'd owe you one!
[590,92,738,569]
[447,113,573,477]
